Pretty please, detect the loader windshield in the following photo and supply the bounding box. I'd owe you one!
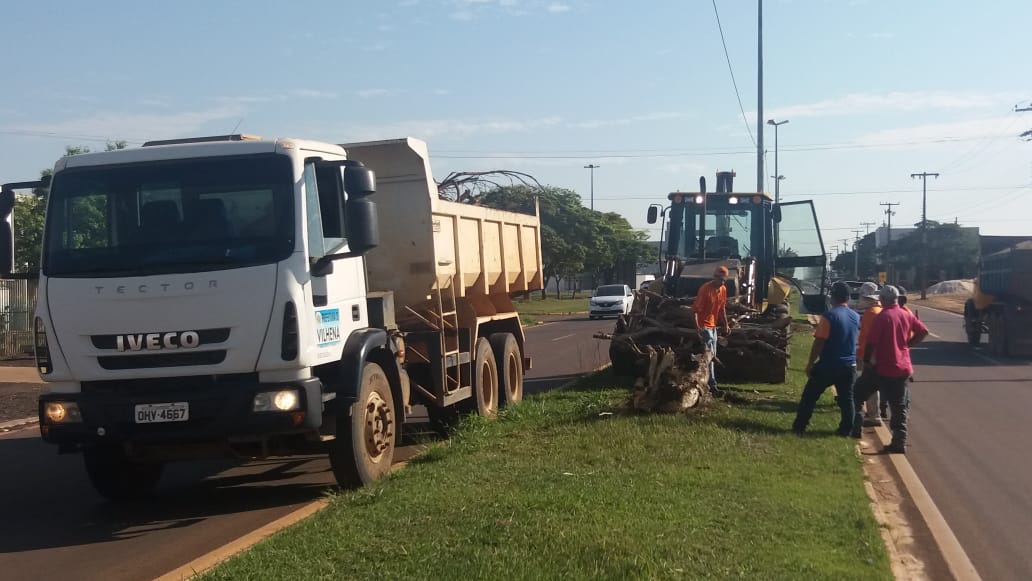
[43,154,295,277]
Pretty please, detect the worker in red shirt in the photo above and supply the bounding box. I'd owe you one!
[694,266,731,394]
[852,285,929,453]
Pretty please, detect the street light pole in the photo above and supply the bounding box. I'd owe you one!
[584,164,600,211]
[766,119,789,204]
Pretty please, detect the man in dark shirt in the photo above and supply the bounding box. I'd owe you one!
[792,282,860,436]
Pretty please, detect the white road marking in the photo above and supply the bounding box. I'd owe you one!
[928,332,942,339]
[551,333,576,342]
[919,305,963,318]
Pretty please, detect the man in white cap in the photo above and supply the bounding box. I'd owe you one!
[852,285,929,453]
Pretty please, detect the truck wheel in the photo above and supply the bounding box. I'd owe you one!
[329,362,396,488]
[83,445,163,501]
[490,333,523,407]
[997,314,1010,357]
[966,328,981,347]
[471,337,499,418]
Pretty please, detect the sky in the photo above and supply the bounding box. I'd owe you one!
[2,0,1030,258]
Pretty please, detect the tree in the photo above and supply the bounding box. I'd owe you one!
[475,185,652,298]
[13,141,126,273]
[889,222,978,286]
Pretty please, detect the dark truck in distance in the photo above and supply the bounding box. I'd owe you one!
[964,236,1032,356]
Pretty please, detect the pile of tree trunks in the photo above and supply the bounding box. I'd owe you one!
[598,291,791,412]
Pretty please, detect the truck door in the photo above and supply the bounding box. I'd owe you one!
[303,161,368,358]
[774,200,828,314]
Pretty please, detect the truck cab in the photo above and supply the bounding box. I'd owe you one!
[21,135,542,499]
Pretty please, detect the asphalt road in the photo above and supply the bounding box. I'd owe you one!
[0,316,613,581]
[905,306,1032,581]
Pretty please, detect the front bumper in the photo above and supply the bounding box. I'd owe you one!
[590,304,626,316]
[38,374,323,448]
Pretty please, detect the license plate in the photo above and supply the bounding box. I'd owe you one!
[134,402,189,424]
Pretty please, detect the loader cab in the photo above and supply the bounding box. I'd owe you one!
[651,179,828,313]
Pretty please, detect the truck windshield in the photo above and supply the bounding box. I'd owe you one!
[43,154,295,277]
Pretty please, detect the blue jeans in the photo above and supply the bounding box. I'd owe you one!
[701,328,718,391]
[792,363,857,435]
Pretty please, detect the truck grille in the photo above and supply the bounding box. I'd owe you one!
[82,373,257,396]
[97,350,227,370]
[90,328,231,350]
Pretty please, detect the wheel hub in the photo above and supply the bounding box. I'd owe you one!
[363,391,393,464]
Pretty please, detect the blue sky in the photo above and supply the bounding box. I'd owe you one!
[2,0,1030,252]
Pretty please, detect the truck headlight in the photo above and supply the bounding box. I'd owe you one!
[253,389,301,412]
[44,401,82,424]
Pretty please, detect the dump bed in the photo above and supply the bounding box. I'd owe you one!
[980,239,1032,303]
[341,138,543,310]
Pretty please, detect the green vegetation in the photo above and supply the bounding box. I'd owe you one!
[514,295,589,316]
[203,330,889,581]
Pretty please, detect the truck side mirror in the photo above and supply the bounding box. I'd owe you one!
[772,205,782,223]
[343,162,375,197]
[0,187,13,275]
[345,197,379,254]
[646,206,658,224]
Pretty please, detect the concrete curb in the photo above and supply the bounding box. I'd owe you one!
[872,425,982,581]
[0,416,38,433]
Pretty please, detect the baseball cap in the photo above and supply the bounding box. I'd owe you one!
[714,266,730,277]
[859,282,880,299]
[879,284,899,303]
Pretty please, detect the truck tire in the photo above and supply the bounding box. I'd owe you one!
[83,445,164,501]
[998,314,1010,357]
[471,337,499,418]
[329,362,396,488]
[490,333,523,407]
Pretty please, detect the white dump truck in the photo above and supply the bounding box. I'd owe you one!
[28,135,542,499]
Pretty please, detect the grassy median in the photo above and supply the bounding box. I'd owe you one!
[513,294,590,317]
[203,330,889,581]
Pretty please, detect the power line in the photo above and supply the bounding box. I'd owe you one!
[591,183,1030,201]
[711,0,755,147]
[432,133,1022,159]
[0,128,146,144]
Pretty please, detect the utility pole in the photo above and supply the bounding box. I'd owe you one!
[880,202,899,283]
[583,164,599,211]
[852,229,863,279]
[756,0,764,194]
[911,172,940,299]
[860,221,875,236]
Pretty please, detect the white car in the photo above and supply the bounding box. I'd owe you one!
[589,284,634,319]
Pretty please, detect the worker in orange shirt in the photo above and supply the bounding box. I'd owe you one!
[694,266,731,394]
[855,282,884,427]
